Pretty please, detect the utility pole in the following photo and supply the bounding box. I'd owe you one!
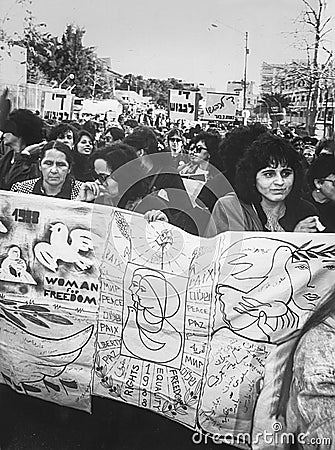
[242,31,249,111]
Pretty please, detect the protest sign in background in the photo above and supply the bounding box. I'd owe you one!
[203,92,238,122]
[168,89,199,121]
[1,192,335,448]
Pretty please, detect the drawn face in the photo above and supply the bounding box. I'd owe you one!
[93,159,119,198]
[256,164,294,203]
[77,135,93,155]
[215,237,335,342]
[129,274,162,316]
[318,174,335,203]
[168,135,183,157]
[56,130,74,149]
[289,257,335,310]
[287,259,319,310]
[39,149,70,190]
[3,132,22,154]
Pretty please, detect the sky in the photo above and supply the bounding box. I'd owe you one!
[3,0,335,92]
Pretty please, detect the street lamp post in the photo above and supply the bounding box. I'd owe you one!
[209,23,249,119]
[59,74,75,89]
[242,31,249,111]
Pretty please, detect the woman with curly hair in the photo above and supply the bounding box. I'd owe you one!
[208,133,319,235]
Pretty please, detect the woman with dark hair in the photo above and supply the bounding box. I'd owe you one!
[0,108,45,189]
[77,143,168,221]
[275,289,335,448]
[11,141,82,199]
[179,131,222,181]
[72,130,95,182]
[208,133,318,235]
[305,154,335,232]
[165,128,187,169]
[196,123,268,213]
[47,123,78,150]
[103,126,125,144]
[123,126,197,233]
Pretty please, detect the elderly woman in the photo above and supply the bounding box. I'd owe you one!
[10,141,82,199]
[305,154,335,232]
[208,133,319,235]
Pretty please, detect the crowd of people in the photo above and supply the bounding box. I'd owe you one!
[1,96,335,449]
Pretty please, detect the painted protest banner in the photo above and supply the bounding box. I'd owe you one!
[168,89,199,121]
[203,92,238,121]
[1,191,335,448]
[93,207,335,448]
[0,191,104,412]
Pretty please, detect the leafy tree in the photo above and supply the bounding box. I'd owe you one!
[19,10,57,83]
[47,25,97,98]
[260,93,291,128]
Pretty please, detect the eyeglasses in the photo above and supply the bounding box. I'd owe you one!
[169,138,182,143]
[192,145,207,153]
[322,179,335,187]
[92,171,114,184]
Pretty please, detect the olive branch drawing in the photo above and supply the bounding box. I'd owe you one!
[95,353,122,398]
[292,241,335,261]
[0,299,73,329]
[160,380,202,417]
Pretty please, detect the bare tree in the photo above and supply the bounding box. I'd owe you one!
[264,1,333,134]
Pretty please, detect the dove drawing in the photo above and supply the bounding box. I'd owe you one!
[215,245,300,343]
[34,223,93,272]
[0,321,94,387]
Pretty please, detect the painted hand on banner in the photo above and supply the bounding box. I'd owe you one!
[34,223,93,272]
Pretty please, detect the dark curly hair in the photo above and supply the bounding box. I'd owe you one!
[47,123,78,142]
[123,126,158,155]
[306,154,335,190]
[235,133,304,205]
[4,109,43,146]
[219,123,268,186]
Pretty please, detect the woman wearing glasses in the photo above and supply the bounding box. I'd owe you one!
[165,128,187,169]
[179,131,222,182]
[305,154,335,232]
[77,143,168,221]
